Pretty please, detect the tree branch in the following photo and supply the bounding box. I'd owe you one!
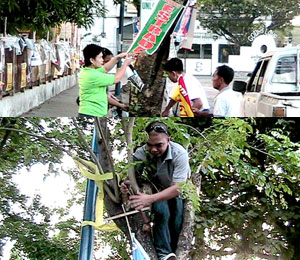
[0,127,70,155]
[95,118,120,203]
[71,118,120,204]
[0,125,120,204]
[249,145,276,159]
[121,118,139,193]
[0,129,12,154]
[71,118,104,174]
[176,123,209,143]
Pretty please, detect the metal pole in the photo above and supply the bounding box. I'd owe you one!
[184,49,187,71]
[78,128,99,260]
[115,1,125,97]
[4,17,7,37]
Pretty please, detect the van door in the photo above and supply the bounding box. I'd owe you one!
[243,59,270,116]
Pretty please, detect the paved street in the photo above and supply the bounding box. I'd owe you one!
[197,76,218,110]
[20,75,239,117]
[22,85,79,117]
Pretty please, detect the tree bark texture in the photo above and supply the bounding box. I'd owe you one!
[98,119,158,259]
[176,200,194,260]
[128,0,187,116]
[98,114,195,259]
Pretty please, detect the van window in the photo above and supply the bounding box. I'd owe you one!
[256,60,269,92]
[272,56,296,84]
[247,61,262,92]
[247,60,269,92]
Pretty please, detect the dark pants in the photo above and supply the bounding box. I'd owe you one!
[78,113,95,118]
[152,197,184,258]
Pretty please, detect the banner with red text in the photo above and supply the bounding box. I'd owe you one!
[128,0,183,55]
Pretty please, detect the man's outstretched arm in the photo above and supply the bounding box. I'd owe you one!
[161,99,177,117]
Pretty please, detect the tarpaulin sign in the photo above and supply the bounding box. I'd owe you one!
[21,63,27,88]
[6,63,13,92]
[128,0,183,55]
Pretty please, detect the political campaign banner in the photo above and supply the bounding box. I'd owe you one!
[132,234,151,260]
[173,1,197,50]
[128,0,183,55]
[170,75,194,117]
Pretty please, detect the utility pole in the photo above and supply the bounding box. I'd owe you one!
[78,129,99,260]
[115,1,125,97]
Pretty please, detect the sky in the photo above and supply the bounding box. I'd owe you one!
[292,16,300,26]
[3,154,116,260]
[3,156,79,260]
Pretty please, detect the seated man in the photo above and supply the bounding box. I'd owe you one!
[121,121,190,260]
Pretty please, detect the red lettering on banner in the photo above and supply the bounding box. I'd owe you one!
[138,38,154,50]
[154,18,165,27]
[133,46,146,53]
[157,10,171,21]
[180,85,188,97]
[164,0,181,8]
[131,0,180,53]
[148,25,162,36]
[162,4,174,13]
[180,105,188,116]
[143,32,157,43]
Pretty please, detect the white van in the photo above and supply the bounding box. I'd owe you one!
[234,47,300,117]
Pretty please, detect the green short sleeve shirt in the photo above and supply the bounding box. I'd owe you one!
[79,67,115,117]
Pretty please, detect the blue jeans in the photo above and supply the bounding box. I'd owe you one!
[152,197,184,258]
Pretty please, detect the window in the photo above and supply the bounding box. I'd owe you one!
[247,59,270,92]
[123,24,134,40]
[247,61,262,92]
[218,44,240,63]
[272,56,297,84]
[256,60,269,92]
[177,44,212,59]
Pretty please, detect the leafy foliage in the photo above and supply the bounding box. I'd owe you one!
[0,118,91,259]
[187,118,300,260]
[1,118,300,260]
[0,0,107,35]
[198,0,300,46]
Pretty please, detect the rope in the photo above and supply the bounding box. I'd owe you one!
[122,204,134,242]
[74,158,120,232]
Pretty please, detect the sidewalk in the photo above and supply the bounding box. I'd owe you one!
[20,75,244,117]
[22,84,79,117]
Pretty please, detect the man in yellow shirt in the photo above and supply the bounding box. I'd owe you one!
[161,58,209,117]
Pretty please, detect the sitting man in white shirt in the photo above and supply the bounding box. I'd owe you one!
[193,65,243,117]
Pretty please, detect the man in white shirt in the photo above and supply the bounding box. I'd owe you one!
[193,65,243,117]
[161,58,210,117]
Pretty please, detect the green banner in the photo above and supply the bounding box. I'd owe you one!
[128,0,183,55]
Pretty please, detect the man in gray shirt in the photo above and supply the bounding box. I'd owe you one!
[121,122,190,260]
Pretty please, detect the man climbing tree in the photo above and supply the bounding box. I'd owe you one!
[120,121,190,260]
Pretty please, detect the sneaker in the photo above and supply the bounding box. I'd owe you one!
[160,253,177,260]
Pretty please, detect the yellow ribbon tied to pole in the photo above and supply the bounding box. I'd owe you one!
[74,158,120,232]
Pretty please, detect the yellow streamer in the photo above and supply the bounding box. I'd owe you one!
[74,158,120,232]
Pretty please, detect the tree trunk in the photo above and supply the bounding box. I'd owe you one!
[99,119,158,258]
[99,114,195,258]
[176,200,194,259]
[128,0,187,116]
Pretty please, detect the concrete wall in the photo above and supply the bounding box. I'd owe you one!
[0,74,78,117]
